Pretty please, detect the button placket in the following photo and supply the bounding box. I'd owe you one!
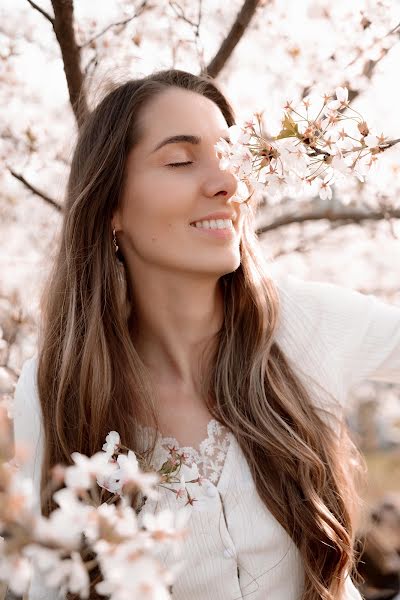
[223,547,236,559]
[203,480,218,497]
[217,489,238,565]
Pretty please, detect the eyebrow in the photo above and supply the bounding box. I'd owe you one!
[150,133,230,154]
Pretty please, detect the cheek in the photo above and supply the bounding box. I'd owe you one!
[121,174,189,248]
[128,170,192,220]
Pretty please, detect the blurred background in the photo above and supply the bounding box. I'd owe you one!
[0,1,399,598]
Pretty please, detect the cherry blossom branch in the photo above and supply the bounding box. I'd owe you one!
[214,86,400,208]
[339,21,400,108]
[78,0,150,49]
[302,20,400,104]
[256,206,400,235]
[169,0,206,69]
[8,168,62,212]
[169,0,202,32]
[306,137,400,160]
[202,0,261,77]
[0,427,201,598]
[270,222,342,259]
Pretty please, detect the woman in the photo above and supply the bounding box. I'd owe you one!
[13,68,400,600]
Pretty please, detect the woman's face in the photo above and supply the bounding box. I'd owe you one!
[114,86,245,279]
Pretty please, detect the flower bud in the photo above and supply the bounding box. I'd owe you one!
[357,121,369,137]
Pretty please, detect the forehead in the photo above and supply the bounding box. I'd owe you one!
[137,87,230,148]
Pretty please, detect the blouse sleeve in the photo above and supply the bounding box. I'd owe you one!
[12,355,62,600]
[12,355,43,511]
[274,274,400,396]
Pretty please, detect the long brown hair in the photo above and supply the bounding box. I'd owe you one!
[37,68,366,599]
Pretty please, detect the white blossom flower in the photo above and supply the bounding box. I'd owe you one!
[335,137,355,153]
[364,134,380,149]
[0,551,32,596]
[34,487,94,550]
[276,138,309,176]
[102,431,121,457]
[142,507,190,536]
[214,137,254,184]
[109,450,160,499]
[44,551,90,599]
[96,553,172,600]
[86,502,140,544]
[227,124,251,145]
[23,544,63,572]
[179,461,199,482]
[315,174,334,200]
[65,451,117,491]
[330,155,352,177]
[141,507,191,557]
[264,174,287,201]
[214,137,231,157]
[327,86,349,111]
[96,469,122,494]
[2,469,35,522]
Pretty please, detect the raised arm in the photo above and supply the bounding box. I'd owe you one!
[274,274,400,401]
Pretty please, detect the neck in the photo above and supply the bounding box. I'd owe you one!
[129,269,224,392]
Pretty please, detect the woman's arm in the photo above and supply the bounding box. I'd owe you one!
[12,356,62,600]
[274,274,400,396]
[13,355,43,509]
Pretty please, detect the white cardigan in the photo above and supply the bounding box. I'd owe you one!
[12,274,400,600]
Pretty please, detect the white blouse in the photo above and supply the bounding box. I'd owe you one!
[12,274,400,600]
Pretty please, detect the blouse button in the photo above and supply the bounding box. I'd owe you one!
[204,481,218,497]
[223,547,236,559]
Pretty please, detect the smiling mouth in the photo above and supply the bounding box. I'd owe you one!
[189,220,236,240]
[189,218,234,230]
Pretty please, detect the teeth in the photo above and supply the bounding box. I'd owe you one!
[191,218,233,229]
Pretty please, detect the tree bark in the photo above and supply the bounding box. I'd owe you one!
[202,0,261,78]
[51,0,89,128]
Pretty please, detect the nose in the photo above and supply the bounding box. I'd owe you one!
[202,159,239,203]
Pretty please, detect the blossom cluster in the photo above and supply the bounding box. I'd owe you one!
[0,411,205,599]
[215,87,398,205]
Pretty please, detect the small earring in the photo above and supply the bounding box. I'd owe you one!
[112,228,119,253]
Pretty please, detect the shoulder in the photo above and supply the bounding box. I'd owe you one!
[14,354,41,423]
[13,353,43,510]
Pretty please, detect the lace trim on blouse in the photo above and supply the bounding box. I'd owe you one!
[136,418,233,485]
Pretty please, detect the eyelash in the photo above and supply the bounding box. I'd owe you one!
[167,161,193,168]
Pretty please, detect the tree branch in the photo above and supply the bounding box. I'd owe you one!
[78,0,149,49]
[169,0,206,69]
[51,0,88,128]
[302,21,400,104]
[9,168,62,212]
[270,223,338,259]
[256,207,400,235]
[346,21,400,103]
[202,0,261,78]
[26,0,54,24]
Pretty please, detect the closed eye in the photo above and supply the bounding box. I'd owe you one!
[167,161,193,168]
